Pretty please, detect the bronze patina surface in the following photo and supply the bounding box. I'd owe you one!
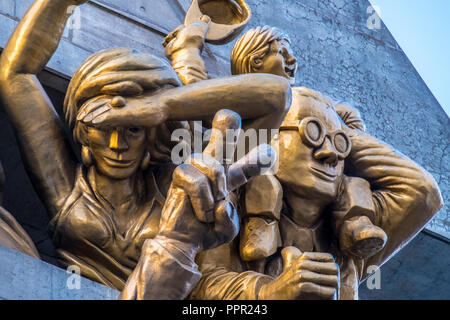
[0,0,289,299]
[189,26,443,300]
[0,1,443,301]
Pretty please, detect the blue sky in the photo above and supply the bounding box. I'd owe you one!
[369,0,450,117]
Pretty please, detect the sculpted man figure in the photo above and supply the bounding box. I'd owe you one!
[188,26,443,300]
[0,1,291,299]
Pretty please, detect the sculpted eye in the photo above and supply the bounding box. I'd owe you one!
[128,127,142,134]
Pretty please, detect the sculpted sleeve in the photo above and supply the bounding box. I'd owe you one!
[164,22,210,85]
[188,242,273,300]
[344,128,443,279]
[119,236,202,300]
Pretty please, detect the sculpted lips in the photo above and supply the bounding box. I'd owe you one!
[310,166,338,182]
[103,156,135,168]
[285,64,296,78]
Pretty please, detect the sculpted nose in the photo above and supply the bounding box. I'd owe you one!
[286,54,297,66]
[313,138,338,166]
[109,129,128,152]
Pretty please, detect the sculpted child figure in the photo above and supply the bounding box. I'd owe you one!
[0,1,291,299]
[188,26,443,300]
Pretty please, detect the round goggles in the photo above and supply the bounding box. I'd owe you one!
[279,117,351,160]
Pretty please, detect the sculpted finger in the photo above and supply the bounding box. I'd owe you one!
[172,164,215,222]
[296,260,339,277]
[83,105,111,123]
[212,198,239,245]
[77,100,109,121]
[298,252,335,262]
[281,246,302,272]
[295,271,339,288]
[298,283,337,300]
[186,153,227,201]
[91,111,114,125]
[227,144,277,191]
[163,24,184,47]
[203,109,241,163]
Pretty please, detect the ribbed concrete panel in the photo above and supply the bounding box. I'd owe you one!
[0,245,119,300]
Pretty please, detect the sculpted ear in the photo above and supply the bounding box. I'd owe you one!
[250,54,264,71]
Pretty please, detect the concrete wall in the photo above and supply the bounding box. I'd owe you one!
[359,232,449,300]
[0,245,119,300]
[0,0,448,299]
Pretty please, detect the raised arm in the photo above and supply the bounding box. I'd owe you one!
[0,0,84,216]
[79,73,292,135]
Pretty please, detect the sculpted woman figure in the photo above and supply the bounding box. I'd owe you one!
[0,1,291,299]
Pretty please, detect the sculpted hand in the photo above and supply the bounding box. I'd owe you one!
[335,102,366,132]
[158,109,277,252]
[77,94,168,128]
[258,247,340,300]
[163,16,211,58]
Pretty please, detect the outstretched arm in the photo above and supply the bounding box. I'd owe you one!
[0,0,85,216]
[79,73,292,135]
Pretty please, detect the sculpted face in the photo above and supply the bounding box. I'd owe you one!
[273,92,350,203]
[85,125,146,180]
[258,39,297,85]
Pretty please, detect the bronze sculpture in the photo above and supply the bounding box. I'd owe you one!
[189,26,443,300]
[0,0,443,301]
[0,0,290,299]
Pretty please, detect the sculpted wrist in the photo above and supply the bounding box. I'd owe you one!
[153,235,200,266]
[255,276,274,300]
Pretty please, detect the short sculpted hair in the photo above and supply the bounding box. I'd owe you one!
[230,26,289,75]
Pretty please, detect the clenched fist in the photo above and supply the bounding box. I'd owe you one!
[258,247,340,300]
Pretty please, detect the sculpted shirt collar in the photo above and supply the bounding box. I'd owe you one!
[279,205,333,254]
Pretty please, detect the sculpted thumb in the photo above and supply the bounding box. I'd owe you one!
[281,246,302,272]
